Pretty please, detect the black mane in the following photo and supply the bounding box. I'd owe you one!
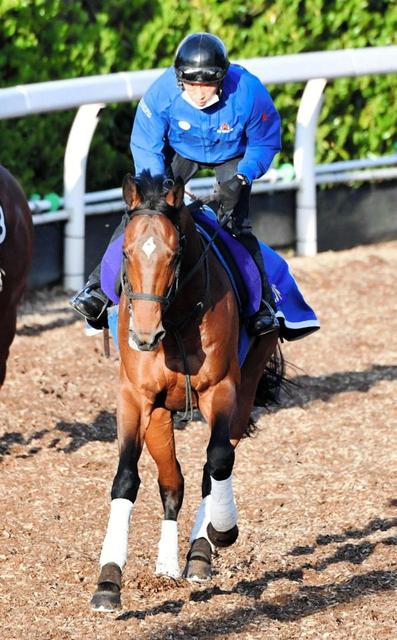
[135,170,180,220]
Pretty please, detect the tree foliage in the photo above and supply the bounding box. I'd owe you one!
[0,0,396,195]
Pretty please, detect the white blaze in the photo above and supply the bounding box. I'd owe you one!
[142,236,156,258]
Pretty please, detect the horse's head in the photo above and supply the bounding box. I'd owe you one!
[121,171,185,352]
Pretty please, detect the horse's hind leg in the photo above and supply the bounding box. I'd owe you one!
[186,333,279,583]
[202,381,240,549]
[145,408,184,578]
[0,304,17,388]
[185,379,239,581]
[91,392,142,612]
[230,332,279,445]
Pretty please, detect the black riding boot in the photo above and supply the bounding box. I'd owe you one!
[234,226,279,337]
[69,213,130,329]
[212,175,279,336]
[69,266,110,329]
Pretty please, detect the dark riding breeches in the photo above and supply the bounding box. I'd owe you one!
[87,212,130,286]
[170,154,275,310]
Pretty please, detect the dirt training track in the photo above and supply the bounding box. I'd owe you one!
[0,241,396,640]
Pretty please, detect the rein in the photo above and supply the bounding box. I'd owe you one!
[163,235,210,422]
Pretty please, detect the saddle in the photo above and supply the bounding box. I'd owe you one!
[100,203,261,319]
[189,204,261,319]
[100,204,320,349]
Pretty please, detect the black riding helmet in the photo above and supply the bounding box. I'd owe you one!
[174,33,229,84]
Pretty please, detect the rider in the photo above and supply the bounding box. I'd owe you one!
[71,32,281,336]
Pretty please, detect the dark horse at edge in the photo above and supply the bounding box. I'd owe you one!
[0,165,33,388]
[91,172,284,611]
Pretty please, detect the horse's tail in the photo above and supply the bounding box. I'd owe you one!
[254,343,286,407]
[242,343,295,438]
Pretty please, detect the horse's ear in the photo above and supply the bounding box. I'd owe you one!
[122,173,141,209]
[165,177,185,209]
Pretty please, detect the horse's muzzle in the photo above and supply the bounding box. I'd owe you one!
[128,327,166,352]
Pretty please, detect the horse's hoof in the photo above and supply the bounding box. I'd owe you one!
[90,588,121,612]
[184,558,212,582]
[207,523,239,548]
[91,563,122,612]
[183,538,212,582]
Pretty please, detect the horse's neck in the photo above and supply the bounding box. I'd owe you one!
[169,207,208,314]
[180,207,203,270]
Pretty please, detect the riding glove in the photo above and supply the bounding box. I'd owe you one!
[216,174,247,212]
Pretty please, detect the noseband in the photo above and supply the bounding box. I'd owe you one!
[121,208,185,311]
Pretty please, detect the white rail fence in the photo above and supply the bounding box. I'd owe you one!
[1,46,396,289]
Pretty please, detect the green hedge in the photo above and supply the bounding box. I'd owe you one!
[0,0,396,196]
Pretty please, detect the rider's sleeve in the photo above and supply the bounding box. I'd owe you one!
[237,80,281,184]
[130,81,169,176]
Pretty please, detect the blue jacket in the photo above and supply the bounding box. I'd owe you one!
[131,64,281,184]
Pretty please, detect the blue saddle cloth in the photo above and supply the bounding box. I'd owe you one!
[100,205,320,361]
[191,207,260,318]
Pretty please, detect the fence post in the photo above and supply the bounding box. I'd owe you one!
[63,103,104,291]
[294,78,327,256]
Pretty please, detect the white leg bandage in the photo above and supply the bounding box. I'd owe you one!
[210,475,237,532]
[155,519,180,578]
[99,498,133,570]
[189,495,214,551]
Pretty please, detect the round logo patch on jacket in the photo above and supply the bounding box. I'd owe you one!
[178,120,191,130]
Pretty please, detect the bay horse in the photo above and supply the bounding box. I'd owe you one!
[91,172,283,611]
[0,165,33,388]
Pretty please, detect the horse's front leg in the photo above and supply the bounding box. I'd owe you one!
[145,407,184,578]
[91,388,143,612]
[183,462,213,581]
[184,379,238,581]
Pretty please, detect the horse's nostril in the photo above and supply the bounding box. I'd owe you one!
[155,329,166,343]
[149,329,166,349]
[129,328,166,351]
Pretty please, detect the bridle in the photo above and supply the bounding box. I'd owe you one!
[121,208,185,313]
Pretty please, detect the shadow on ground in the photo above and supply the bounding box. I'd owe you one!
[16,308,79,336]
[0,410,116,462]
[116,512,397,635]
[277,364,397,409]
[56,410,116,452]
[176,364,397,428]
[2,364,396,458]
